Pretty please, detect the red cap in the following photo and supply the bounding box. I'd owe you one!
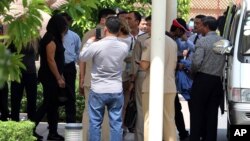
[172,19,189,32]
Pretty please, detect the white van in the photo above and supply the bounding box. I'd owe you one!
[213,0,250,140]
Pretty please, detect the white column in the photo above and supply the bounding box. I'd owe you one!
[148,0,167,141]
[166,0,177,31]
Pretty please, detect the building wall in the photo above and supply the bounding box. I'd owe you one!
[189,0,236,20]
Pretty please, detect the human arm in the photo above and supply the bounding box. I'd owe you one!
[191,41,205,73]
[79,37,96,62]
[140,60,150,70]
[78,37,95,96]
[79,61,85,97]
[46,41,65,88]
[139,39,151,71]
[176,37,195,54]
[129,40,141,87]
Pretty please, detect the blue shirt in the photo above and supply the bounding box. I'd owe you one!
[176,38,195,57]
[63,30,81,64]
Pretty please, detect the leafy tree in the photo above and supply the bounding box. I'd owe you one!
[0,0,45,87]
[60,0,151,38]
[177,0,191,21]
[1,0,191,88]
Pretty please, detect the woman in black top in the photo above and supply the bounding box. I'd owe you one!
[34,14,67,141]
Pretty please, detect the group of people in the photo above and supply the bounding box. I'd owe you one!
[0,7,226,141]
[78,8,225,141]
[0,12,81,141]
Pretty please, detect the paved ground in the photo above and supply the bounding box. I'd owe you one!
[35,94,228,141]
[35,122,135,141]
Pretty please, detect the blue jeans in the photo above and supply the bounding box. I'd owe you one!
[88,90,124,141]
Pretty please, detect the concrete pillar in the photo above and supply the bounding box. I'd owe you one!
[166,0,177,31]
[148,0,167,140]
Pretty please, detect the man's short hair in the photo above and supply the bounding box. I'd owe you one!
[98,8,116,22]
[117,10,128,17]
[128,11,142,23]
[195,14,206,20]
[201,16,218,31]
[145,15,151,21]
[105,16,121,34]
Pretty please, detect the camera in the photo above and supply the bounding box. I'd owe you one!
[95,28,104,40]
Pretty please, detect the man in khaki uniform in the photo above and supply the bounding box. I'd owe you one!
[121,11,143,133]
[129,15,151,141]
[79,8,116,141]
[140,35,178,141]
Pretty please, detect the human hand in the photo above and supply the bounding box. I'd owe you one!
[79,78,85,97]
[182,49,189,57]
[57,77,65,88]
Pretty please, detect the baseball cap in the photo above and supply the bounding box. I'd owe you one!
[172,18,189,32]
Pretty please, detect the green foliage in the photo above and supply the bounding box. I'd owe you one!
[0,121,36,141]
[0,44,25,88]
[0,0,12,14]
[3,0,46,52]
[62,0,151,38]
[0,0,152,87]
[177,0,191,21]
[57,0,99,38]
[0,0,47,87]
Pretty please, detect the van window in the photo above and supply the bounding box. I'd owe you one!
[239,12,250,63]
[224,5,238,39]
[229,10,241,45]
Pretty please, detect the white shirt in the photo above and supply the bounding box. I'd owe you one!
[80,36,129,93]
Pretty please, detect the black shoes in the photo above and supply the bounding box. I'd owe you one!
[33,131,43,141]
[180,134,189,141]
[47,132,64,141]
[179,131,189,141]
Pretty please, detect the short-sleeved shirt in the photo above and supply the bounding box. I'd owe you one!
[80,36,129,93]
[81,25,103,87]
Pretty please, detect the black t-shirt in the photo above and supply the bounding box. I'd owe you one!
[38,32,65,82]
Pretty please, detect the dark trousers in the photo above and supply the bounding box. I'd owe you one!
[175,94,189,138]
[11,73,37,121]
[63,62,76,123]
[0,83,9,121]
[190,72,223,141]
[35,80,59,133]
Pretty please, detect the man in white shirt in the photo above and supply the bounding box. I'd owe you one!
[80,16,129,141]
